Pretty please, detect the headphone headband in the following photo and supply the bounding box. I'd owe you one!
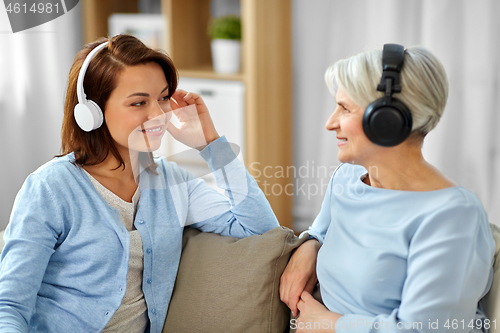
[376,44,405,95]
[76,41,109,104]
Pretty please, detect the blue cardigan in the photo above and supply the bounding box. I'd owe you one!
[0,136,279,333]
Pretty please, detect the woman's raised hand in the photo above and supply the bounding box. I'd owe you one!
[168,89,220,150]
[280,239,321,317]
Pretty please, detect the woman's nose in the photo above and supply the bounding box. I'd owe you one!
[325,109,339,131]
[148,101,169,120]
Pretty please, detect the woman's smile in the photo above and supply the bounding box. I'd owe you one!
[140,124,165,137]
[337,136,348,146]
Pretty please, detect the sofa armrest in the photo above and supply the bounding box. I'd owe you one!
[482,223,500,331]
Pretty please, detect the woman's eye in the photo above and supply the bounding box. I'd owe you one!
[159,95,170,102]
[132,101,146,106]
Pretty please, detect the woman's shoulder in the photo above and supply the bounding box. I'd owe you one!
[18,153,89,200]
[13,154,86,219]
[424,185,486,216]
[439,187,493,234]
[152,155,196,183]
[153,155,183,176]
[154,154,203,172]
[417,186,491,236]
[418,187,495,260]
[30,153,81,181]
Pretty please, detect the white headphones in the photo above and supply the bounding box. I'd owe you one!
[74,41,109,132]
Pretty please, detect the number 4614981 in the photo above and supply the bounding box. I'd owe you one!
[6,3,60,14]
[444,319,496,330]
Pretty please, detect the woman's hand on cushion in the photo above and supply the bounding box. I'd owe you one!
[168,89,220,150]
[296,290,342,332]
[280,239,321,317]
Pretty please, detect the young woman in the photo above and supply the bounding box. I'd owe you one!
[280,45,495,332]
[0,34,279,332]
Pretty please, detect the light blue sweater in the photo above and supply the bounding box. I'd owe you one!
[0,136,279,333]
[306,163,495,333]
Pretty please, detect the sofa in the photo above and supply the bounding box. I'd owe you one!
[1,225,499,333]
[0,226,308,332]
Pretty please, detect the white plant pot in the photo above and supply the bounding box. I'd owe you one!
[211,39,241,74]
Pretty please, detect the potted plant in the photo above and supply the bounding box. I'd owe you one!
[208,15,242,74]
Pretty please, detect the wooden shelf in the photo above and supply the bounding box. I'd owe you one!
[178,67,244,81]
[82,0,140,44]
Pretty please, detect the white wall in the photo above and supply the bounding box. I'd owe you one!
[292,0,342,231]
[0,4,82,230]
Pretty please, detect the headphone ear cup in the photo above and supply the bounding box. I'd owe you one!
[87,100,104,129]
[363,98,412,147]
[74,100,104,132]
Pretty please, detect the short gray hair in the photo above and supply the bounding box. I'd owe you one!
[325,46,448,136]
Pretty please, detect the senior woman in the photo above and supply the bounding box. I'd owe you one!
[280,44,496,332]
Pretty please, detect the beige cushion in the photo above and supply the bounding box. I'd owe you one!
[483,223,500,331]
[163,226,308,333]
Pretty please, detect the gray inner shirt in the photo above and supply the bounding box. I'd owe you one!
[83,169,149,332]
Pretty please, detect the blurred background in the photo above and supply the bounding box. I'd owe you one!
[0,0,499,232]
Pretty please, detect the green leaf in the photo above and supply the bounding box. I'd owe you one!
[208,15,241,40]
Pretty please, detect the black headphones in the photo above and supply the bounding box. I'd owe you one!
[362,44,412,147]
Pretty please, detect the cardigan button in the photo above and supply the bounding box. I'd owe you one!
[147,279,152,284]
[146,248,152,254]
[138,220,144,224]
[151,309,156,315]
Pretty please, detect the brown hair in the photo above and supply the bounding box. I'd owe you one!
[59,34,178,170]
